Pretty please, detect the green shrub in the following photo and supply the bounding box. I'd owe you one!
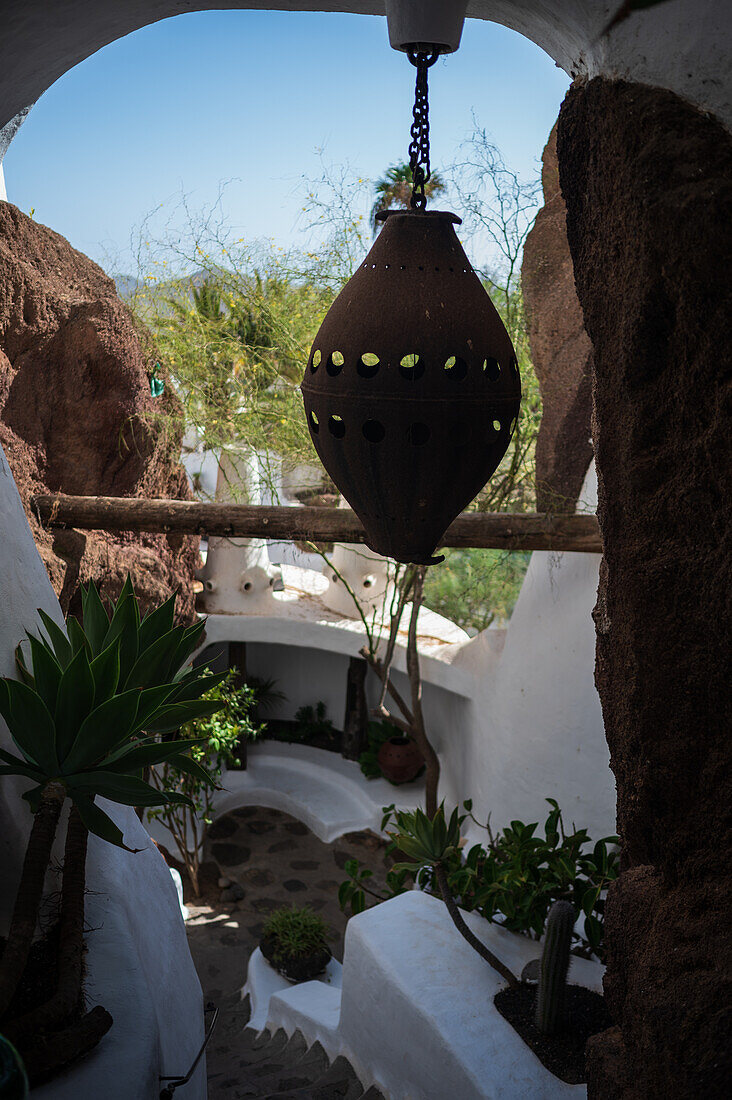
[261,906,331,965]
[338,799,618,960]
[292,701,336,744]
[148,667,263,894]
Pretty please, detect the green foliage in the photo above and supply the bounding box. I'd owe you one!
[149,668,262,820]
[423,548,530,633]
[337,799,618,960]
[292,701,336,744]
[337,854,412,917]
[261,906,331,965]
[358,719,402,780]
[370,162,445,232]
[536,900,575,1035]
[247,676,286,719]
[443,799,618,958]
[147,667,263,892]
[0,579,224,850]
[388,804,462,870]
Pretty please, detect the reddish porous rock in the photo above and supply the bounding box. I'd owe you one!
[0,202,199,620]
[522,122,593,512]
[558,80,732,1098]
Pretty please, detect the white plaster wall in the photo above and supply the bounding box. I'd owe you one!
[446,464,614,840]
[0,444,206,1099]
[246,640,351,725]
[0,0,729,154]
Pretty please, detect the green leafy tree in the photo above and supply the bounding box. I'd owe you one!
[148,669,264,895]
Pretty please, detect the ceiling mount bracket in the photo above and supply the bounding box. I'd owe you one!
[385,0,469,56]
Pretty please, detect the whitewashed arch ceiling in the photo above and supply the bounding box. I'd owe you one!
[0,0,730,158]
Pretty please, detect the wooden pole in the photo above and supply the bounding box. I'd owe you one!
[31,494,602,554]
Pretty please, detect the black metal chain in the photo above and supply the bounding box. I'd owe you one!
[407,48,439,211]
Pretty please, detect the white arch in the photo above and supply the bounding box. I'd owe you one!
[1,0,730,160]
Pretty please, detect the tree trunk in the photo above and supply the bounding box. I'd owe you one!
[434,862,517,987]
[0,782,66,1020]
[5,807,88,1040]
[20,1005,113,1086]
[229,641,248,769]
[341,656,369,760]
[406,569,440,817]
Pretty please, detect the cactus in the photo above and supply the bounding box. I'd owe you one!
[535,900,575,1035]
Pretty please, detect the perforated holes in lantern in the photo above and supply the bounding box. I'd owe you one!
[406,422,430,446]
[483,357,500,381]
[492,419,502,433]
[399,353,424,381]
[309,410,320,434]
[358,353,380,379]
[327,351,345,376]
[362,420,385,443]
[329,414,346,438]
[310,349,322,373]
[444,356,468,381]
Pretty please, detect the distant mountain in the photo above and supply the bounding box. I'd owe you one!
[114,274,139,300]
[114,268,212,303]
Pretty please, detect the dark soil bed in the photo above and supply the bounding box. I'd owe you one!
[494,981,611,1084]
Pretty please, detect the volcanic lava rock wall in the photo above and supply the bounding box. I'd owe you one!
[557,78,732,1098]
[0,202,199,620]
[522,122,594,513]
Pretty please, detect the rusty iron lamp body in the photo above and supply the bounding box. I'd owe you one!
[301,208,521,564]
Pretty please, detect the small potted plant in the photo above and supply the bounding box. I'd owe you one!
[360,719,424,784]
[260,906,332,982]
[377,734,423,784]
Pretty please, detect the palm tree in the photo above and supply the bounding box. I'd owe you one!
[370,162,445,233]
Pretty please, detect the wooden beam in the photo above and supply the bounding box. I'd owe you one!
[31,494,602,554]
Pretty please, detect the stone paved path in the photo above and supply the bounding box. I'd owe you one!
[179,805,394,1098]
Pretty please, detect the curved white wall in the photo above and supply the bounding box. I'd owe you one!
[441,464,614,840]
[0,444,205,1099]
[0,0,729,157]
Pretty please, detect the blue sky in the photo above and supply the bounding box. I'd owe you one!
[3,9,569,274]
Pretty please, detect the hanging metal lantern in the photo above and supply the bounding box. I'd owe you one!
[301,50,521,565]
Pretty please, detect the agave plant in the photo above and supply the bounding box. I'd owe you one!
[0,578,225,1072]
[389,804,517,987]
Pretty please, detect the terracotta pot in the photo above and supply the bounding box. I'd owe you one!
[260,934,331,983]
[377,736,424,784]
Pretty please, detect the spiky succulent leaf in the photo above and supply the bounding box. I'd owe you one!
[137,593,176,654]
[66,770,193,808]
[90,639,121,706]
[103,583,139,687]
[166,752,217,787]
[80,581,110,655]
[26,634,63,712]
[73,793,140,852]
[0,679,58,774]
[54,647,96,762]
[165,670,228,705]
[66,616,89,656]
[103,737,206,772]
[61,689,141,773]
[125,627,187,691]
[143,699,223,734]
[37,609,72,669]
